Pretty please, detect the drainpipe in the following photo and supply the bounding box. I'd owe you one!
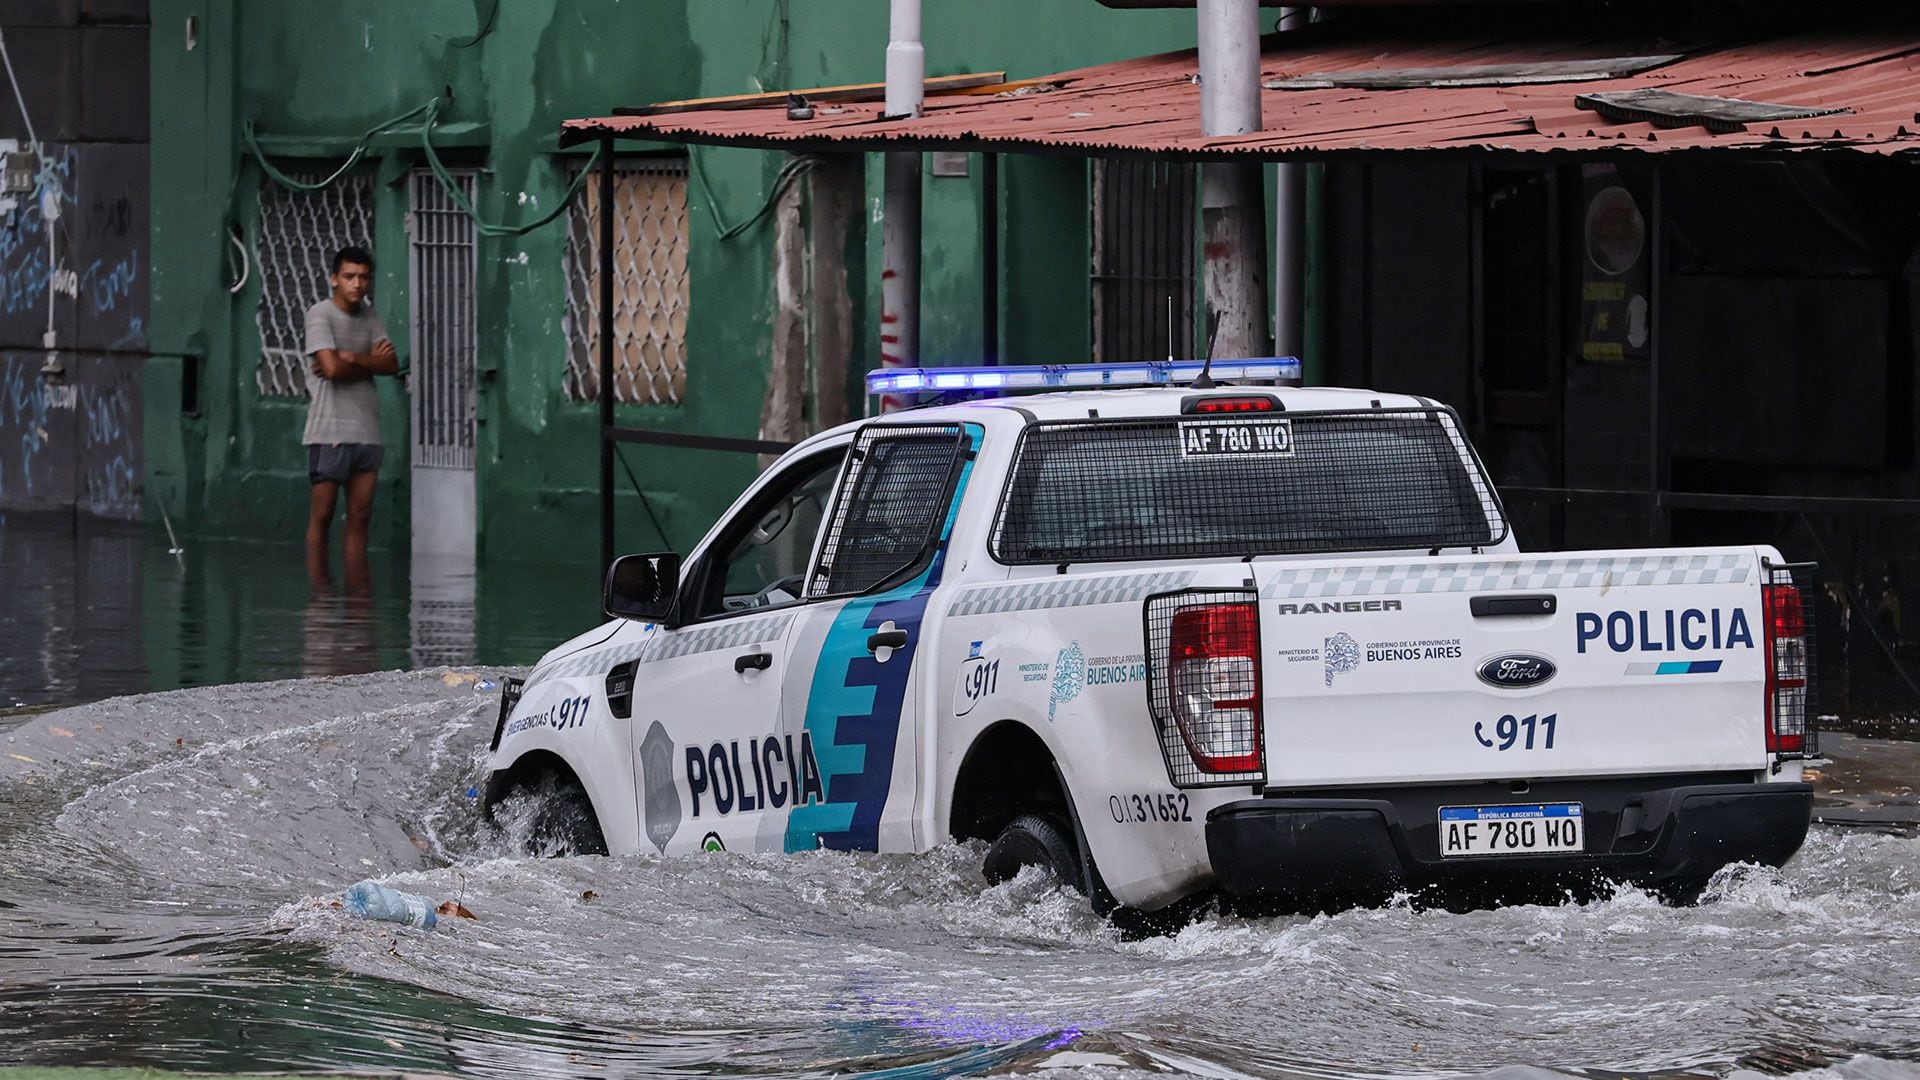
[1273,7,1306,364]
[878,0,923,412]
[1197,0,1269,360]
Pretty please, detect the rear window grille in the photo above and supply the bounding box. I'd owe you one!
[811,424,967,597]
[991,409,1506,565]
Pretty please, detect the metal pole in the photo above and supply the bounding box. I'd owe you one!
[1197,0,1269,360]
[1198,0,1260,134]
[1273,8,1306,363]
[884,0,924,119]
[1274,163,1305,359]
[879,0,924,412]
[983,153,998,367]
[598,137,616,575]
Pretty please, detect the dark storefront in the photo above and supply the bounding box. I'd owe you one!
[1319,152,1920,717]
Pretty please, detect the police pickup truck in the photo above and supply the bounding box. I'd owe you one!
[485,359,1816,915]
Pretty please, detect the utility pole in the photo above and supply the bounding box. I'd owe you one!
[1197,0,1269,360]
[878,0,924,412]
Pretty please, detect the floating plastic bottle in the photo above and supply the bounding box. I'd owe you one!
[343,879,438,930]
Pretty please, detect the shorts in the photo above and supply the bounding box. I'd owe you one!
[307,443,384,485]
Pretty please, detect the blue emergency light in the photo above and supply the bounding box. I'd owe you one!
[865,358,1303,396]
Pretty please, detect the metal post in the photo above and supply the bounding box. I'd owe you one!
[1197,0,1269,360]
[1198,0,1261,133]
[598,138,616,575]
[1272,7,1306,363]
[879,0,924,412]
[983,153,999,367]
[880,153,921,411]
[884,0,924,119]
[1274,163,1305,359]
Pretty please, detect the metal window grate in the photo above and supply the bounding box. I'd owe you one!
[1765,561,1820,760]
[1092,159,1195,362]
[1145,589,1266,788]
[564,159,690,404]
[409,170,478,469]
[255,171,376,397]
[810,424,967,598]
[992,409,1507,565]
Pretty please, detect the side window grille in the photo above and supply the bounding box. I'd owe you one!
[1092,158,1195,362]
[810,424,967,598]
[563,158,690,405]
[255,171,375,397]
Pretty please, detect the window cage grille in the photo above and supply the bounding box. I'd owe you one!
[991,409,1508,565]
[255,170,376,398]
[810,424,968,598]
[408,169,478,470]
[563,158,690,405]
[1092,159,1196,363]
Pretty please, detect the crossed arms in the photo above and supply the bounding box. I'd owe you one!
[312,338,398,383]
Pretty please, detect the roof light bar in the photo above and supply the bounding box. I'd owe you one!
[865,358,1302,396]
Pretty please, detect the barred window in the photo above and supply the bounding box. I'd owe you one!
[1092,159,1195,362]
[564,158,690,404]
[811,425,968,597]
[991,410,1507,565]
[255,171,375,397]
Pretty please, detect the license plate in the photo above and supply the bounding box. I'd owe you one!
[1439,802,1583,857]
[1178,419,1294,458]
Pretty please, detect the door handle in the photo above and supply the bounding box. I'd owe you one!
[1470,594,1557,617]
[866,629,909,652]
[734,651,773,673]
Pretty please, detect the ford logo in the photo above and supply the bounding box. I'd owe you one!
[1477,654,1557,688]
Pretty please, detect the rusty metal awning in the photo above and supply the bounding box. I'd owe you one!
[561,20,1920,157]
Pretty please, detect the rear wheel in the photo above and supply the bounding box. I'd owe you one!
[982,813,1083,892]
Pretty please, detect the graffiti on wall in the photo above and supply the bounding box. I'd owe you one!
[0,352,142,520]
[0,139,151,519]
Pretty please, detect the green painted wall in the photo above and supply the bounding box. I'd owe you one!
[148,1,1197,570]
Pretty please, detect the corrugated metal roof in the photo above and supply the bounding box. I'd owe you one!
[561,22,1920,156]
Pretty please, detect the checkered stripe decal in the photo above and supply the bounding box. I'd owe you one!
[524,639,650,692]
[522,612,796,690]
[1259,553,1753,599]
[641,611,795,662]
[947,571,1198,616]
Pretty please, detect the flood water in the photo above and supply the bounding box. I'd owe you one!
[4,519,1920,1077]
[1,669,1917,1077]
[0,514,602,709]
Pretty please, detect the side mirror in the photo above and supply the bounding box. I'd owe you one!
[605,552,681,622]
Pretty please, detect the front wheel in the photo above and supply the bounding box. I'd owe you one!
[526,783,609,857]
[982,813,1083,893]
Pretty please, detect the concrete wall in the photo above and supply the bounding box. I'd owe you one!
[146,1,1194,566]
[0,1,149,520]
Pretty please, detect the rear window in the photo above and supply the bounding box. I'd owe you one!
[989,409,1506,564]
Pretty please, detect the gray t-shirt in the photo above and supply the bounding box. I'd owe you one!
[302,299,390,446]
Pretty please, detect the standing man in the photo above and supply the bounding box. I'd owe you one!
[303,245,398,589]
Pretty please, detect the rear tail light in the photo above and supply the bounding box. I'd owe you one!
[1146,591,1265,785]
[1762,573,1814,757]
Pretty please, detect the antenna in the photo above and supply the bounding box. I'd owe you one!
[1166,294,1174,363]
[1192,311,1219,388]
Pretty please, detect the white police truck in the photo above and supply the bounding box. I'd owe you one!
[485,359,1816,915]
